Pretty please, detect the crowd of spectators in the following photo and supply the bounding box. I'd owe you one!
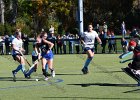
[0,23,139,55]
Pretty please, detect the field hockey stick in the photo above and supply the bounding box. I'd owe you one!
[28,57,42,71]
[120,58,133,63]
[19,51,31,67]
[119,51,133,59]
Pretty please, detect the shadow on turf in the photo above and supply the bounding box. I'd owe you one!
[124,89,140,93]
[42,97,140,99]
[67,83,138,87]
[0,77,36,81]
[96,70,123,73]
[56,73,83,76]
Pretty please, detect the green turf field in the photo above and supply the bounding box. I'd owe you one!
[0,54,140,100]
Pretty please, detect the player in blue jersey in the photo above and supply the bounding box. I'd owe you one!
[26,32,55,80]
[81,24,102,74]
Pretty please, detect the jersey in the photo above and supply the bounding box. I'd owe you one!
[12,38,23,55]
[40,40,49,53]
[38,39,54,60]
[81,31,98,48]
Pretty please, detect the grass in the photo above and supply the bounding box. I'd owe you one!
[0,54,140,100]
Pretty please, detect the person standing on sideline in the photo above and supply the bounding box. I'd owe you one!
[12,32,26,80]
[81,24,102,74]
[121,21,127,38]
[49,25,55,34]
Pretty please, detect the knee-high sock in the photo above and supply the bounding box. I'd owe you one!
[21,64,26,74]
[15,64,25,74]
[26,67,35,76]
[42,69,47,77]
[15,64,22,72]
[83,57,93,69]
[45,63,48,72]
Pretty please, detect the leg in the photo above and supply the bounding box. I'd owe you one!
[13,55,26,74]
[48,59,55,77]
[82,49,94,74]
[41,58,49,80]
[12,55,26,80]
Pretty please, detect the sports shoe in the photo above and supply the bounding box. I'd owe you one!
[51,70,55,77]
[81,68,89,74]
[24,74,31,79]
[12,70,17,81]
[12,70,16,77]
[44,77,49,81]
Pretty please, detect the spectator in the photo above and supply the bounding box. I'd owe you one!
[5,35,11,55]
[62,35,67,54]
[49,33,56,54]
[75,34,80,54]
[49,25,55,34]
[121,38,128,53]
[99,28,107,53]
[23,34,29,55]
[56,35,62,54]
[108,31,116,53]
[0,36,5,55]
[68,34,74,54]
[103,22,108,34]
[121,21,126,38]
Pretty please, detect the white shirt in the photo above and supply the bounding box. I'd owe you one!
[49,27,54,34]
[82,30,98,48]
[12,38,23,55]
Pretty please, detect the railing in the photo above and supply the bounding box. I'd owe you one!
[0,37,130,55]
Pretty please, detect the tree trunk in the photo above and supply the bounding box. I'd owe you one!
[0,0,4,24]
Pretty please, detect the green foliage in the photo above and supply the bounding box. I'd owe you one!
[16,17,26,29]
[4,23,13,35]
[22,25,31,36]
[1,0,140,37]
[0,24,5,36]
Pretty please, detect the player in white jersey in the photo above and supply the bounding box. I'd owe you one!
[12,32,26,80]
[81,24,102,74]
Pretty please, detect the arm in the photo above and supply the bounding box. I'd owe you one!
[80,37,85,45]
[96,36,102,45]
[42,39,54,50]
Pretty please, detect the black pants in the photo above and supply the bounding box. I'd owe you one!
[131,55,140,70]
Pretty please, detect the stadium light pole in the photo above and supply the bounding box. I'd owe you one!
[78,0,84,35]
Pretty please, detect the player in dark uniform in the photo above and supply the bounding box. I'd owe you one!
[122,29,140,85]
[26,32,55,80]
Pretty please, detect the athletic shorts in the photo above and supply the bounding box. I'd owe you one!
[41,50,54,60]
[32,56,38,62]
[12,53,22,61]
[84,47,94,52]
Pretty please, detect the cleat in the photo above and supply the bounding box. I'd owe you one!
[12,70,16,82]
[24,74,31,79]
[81,68,89,74]
[51,70,55,77]
[44,77,49,81]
